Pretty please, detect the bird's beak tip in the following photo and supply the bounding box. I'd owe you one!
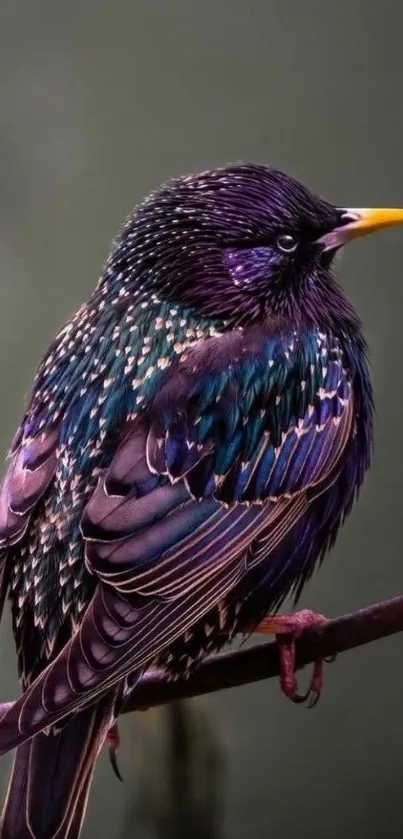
[318,207,403,252]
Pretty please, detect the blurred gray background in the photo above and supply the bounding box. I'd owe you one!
[0,1,402,837]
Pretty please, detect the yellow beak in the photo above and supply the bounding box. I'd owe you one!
[318,207,403,251]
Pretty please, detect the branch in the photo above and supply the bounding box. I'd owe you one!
[122,595,403,713]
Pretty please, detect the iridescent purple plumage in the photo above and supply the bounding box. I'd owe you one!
[0,164,374,838]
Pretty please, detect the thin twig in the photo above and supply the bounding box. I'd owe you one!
[122,595,403,713]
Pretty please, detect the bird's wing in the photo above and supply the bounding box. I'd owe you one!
[0,426,59,548]
[0,426,59,627]
[0,328,355,751]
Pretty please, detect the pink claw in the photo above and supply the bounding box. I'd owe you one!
[106,723,123,782]
[256,609,328,706]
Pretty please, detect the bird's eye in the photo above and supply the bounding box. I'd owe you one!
[276,234,298,253]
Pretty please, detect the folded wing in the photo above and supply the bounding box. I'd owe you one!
[0,328,355,751]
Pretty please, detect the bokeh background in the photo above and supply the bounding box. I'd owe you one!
[0,2,402,837]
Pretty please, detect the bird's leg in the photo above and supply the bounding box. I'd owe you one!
[106,722,123,781]
[251,609,328,708]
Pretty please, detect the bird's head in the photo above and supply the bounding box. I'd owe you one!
[110,163,403,331]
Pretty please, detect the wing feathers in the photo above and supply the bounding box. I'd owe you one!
[0,427,58,547]
[0,561,243,752]
[0,327,358,756]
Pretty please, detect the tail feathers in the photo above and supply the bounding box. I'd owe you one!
[0,699,114,839]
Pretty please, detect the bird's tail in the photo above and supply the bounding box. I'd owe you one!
[0,699,114,839]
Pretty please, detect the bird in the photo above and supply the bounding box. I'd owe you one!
[0,161,401,838]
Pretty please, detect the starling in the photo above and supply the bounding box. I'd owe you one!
[0,163,401,838]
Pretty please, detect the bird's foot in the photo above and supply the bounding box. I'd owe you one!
[255,609,328,708]
[106,723,123,781]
